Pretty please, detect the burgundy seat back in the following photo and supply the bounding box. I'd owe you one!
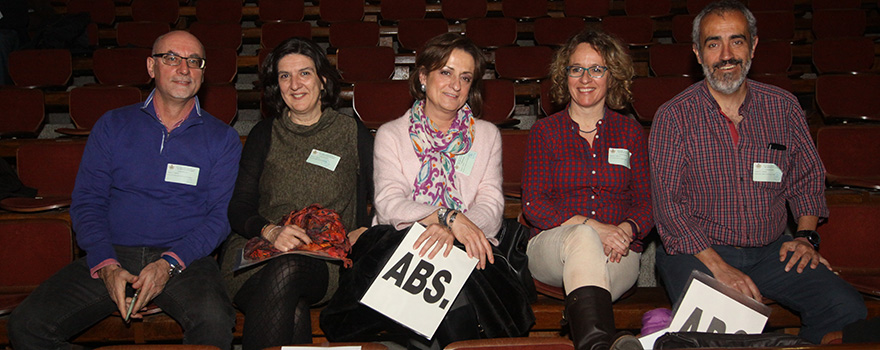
[259,0,305,22]
[441,0,487,20]
[336,46,396,83]
[0,219,73,290]
[92,48,153,86]
[0,89,45,136]
[69,85,143,130]
[17,142,87,197]
[353,80,414,129]
[8,49,72,87]
[501,129,531,197]
[198,84,239,125]
[494,46,553,81]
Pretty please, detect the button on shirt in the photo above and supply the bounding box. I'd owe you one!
[649,80,828,255]
[522,107,652,252]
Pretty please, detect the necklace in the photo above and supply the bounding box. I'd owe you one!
[579,127,597,133]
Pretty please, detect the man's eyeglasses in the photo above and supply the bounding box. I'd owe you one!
[566,65,609,79]
[152,53,206,69]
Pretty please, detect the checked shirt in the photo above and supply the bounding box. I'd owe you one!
[649,80,828,255]
[522,107,652,253]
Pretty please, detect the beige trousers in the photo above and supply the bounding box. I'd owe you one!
[527,223,640,301]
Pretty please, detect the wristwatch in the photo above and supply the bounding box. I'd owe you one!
[161,255,183,278]
[793,230,821,251]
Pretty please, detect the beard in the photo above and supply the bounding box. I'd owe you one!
[701,56,751,95]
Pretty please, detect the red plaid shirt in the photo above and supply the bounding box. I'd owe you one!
[649,80,828,255]
[522,107,653,253]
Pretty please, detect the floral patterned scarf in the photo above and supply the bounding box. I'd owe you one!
[408,99,475,211]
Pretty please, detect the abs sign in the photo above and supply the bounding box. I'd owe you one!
[360,224,477,339]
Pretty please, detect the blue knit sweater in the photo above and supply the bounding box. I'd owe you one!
[71,90,242,270]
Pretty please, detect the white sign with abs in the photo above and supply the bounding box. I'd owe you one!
[360,223,478,339]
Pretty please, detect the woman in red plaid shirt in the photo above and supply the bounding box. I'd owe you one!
[522,28,652,350]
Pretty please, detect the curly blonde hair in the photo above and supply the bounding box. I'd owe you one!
[549,28,634,110]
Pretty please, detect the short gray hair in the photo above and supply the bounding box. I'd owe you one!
[691,0,757,49]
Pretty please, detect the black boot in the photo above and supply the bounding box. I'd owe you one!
[611,332,644,350]
[565,286,616,350]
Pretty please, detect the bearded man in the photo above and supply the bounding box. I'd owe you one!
[648,0,866,344]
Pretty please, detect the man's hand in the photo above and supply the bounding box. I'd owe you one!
[98,264,137,317]
[696,247,762,301]
[779,238,831,273]
[128,259,171,319]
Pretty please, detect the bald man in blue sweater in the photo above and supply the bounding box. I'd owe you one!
[9,31,242,350]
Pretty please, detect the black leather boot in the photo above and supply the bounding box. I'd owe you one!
[565,286,616,350]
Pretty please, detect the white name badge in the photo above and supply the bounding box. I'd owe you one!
[752,162,782,183]
[453,151,477,176]
[360,224,477,339]
[306,149,341,172]
[608,148,631,169]
[165,163,200,186]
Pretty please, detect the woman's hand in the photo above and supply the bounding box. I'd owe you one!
[413,223,456,261]
[449,213,494,270]
[264,224,312,252]
[348,227,368,245]
[584,219,631,262]
[412,212,494,270]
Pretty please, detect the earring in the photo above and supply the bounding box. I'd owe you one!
[420,84,426,92]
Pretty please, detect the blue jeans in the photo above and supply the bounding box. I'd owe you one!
[656,235,867,344]
[8,246,236,350]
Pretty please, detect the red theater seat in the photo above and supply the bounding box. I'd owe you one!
[8,49,72,88]
[0,89,45,138]
[0,142,86,212]
[352,80,414,129]
[57,85,142,136]
[0,219,74,315]
[501,129,530,198]
[259,0,305,22]
[817,125,880,189]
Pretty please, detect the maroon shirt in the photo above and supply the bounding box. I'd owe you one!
[649,80,828,255]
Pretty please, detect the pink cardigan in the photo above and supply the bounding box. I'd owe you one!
[372,111,505,243]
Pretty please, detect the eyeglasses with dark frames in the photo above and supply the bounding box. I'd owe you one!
[566,65,608,79]
[152,53,206,69]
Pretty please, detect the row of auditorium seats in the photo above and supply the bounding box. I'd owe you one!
[3,68,880,139]
[2,2,877,131]
[54,0,880,25]
[1,124,877,217]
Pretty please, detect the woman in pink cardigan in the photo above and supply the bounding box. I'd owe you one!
[320,33,533,349]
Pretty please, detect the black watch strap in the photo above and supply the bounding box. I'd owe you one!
[161,255,183,278]
[794,230,821,250]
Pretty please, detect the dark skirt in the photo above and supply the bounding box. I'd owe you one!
[319,225,535,347]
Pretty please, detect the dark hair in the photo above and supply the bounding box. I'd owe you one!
[259,37,342,118]
[408,33,487,117]
[549,28,634,110]
[692,0,757,49]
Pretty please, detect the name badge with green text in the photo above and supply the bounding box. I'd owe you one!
[165,163,199,186]
[306,149,341,172]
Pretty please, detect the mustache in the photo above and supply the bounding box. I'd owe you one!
[713,59,743,69]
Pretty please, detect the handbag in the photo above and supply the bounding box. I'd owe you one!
[494,217,538,303]
[654,332,810,349]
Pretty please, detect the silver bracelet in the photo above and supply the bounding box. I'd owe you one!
[447,210,458,227]
[437,208,450,227]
